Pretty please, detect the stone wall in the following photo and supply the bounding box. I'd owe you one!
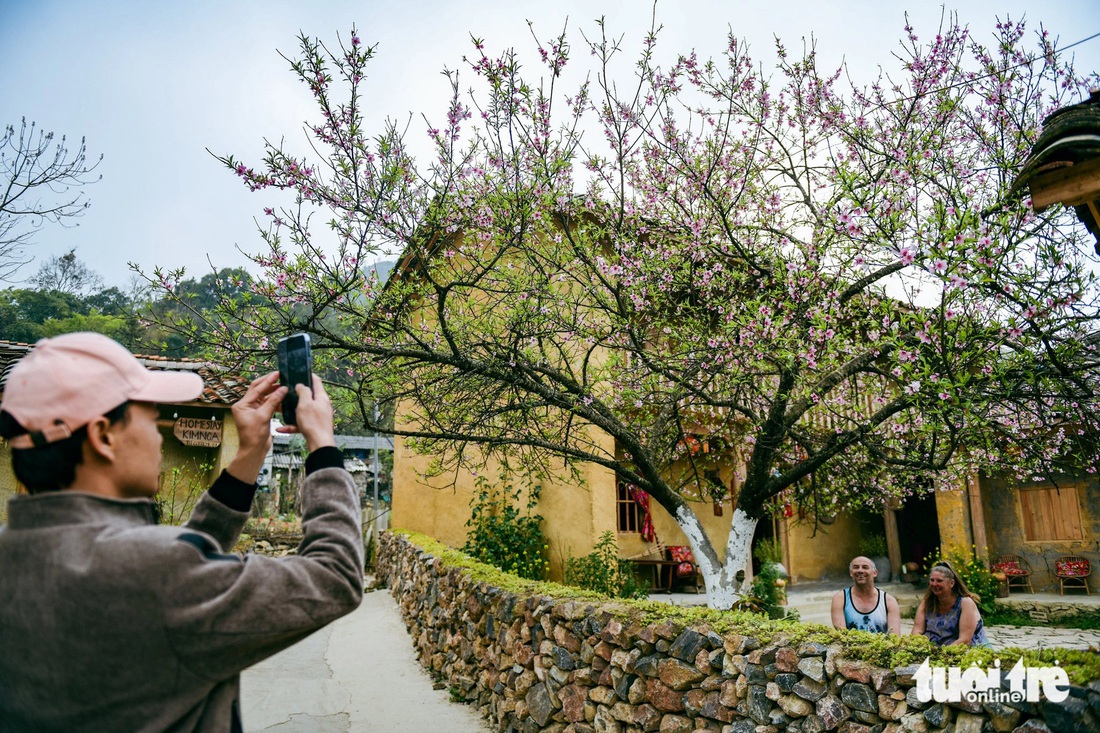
[378,532,1097,733]
[993,597,1096,622]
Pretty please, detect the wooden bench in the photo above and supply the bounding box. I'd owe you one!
[631,559,683,593]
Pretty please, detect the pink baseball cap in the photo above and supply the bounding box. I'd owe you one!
[2,332,203,449]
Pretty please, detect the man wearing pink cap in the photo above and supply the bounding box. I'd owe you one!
[0,332,363,731]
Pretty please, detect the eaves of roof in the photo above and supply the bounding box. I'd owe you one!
[271,432,394,451]
[0,339,248,406]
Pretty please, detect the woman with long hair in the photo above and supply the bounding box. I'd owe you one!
[911,561,988,646]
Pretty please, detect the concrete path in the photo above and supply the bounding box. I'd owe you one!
[240,589,493,732]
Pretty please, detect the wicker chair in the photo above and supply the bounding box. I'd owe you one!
[1054,556,1091,595]
[991,554,1034,593]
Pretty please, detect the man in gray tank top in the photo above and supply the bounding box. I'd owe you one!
[830,556,901,634]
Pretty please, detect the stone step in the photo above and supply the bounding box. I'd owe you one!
[784,582,922,605]
[786,584,922,624]
[789,597,921,614]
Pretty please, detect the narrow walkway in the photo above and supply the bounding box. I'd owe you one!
[240,589,493,732]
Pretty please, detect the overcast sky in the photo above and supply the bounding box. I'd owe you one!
[2,0,1098,289]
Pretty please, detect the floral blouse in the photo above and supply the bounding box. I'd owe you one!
[923,595,987,646]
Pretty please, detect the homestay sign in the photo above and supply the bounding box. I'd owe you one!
[173,417,222,447]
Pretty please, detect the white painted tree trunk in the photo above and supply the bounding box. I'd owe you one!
[674,505,760,610]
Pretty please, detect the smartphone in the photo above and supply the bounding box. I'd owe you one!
[276,333,313,425]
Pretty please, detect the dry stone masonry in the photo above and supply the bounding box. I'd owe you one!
[378,532,1099,733]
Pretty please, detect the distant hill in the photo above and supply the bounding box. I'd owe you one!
[367,260,394,284]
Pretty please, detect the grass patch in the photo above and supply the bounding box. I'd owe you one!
[984,607,1100,630]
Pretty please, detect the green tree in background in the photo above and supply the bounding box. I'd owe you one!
[31,248,103,296]
[143,267,255,358]
[0,252,147,348]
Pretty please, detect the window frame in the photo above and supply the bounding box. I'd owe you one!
[616,479,643,534]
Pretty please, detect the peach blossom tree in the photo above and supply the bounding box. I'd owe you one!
[152,16,1100,607]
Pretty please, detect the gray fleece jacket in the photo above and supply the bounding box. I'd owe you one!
[0,448,363,732]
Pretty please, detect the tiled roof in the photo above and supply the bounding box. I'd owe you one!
[0,340,248,406]
[268,451,373,473]
[271,432,393,452]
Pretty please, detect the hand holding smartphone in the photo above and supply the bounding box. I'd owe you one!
[276,333,313,425]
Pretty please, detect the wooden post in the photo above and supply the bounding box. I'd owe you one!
[884,507,902,582]
[780,514,792,583]
[967,474,989,564]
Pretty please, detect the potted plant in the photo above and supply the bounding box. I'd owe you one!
[991,569,1010,597]
[753,538,787,580]
[857,535,891,582]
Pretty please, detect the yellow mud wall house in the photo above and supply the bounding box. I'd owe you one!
[382,225,766,581]
[385,222,1097,588]
[933,471,1100,593]
[392,425,863,583]
[386,228,863,585]
[392,429,618,581]
[392,430,731,582]
[0,341,248,522]
[385,224,644,581]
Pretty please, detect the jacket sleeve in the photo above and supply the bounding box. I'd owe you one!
[158,465,364,681]
[182,473,255,553]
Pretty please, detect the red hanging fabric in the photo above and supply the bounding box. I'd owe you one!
[627,484,658,543]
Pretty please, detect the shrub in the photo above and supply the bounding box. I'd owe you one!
[564,531,649,599]
[753,537,783,566]
[857,534,888,557]
[463,474,548,581]
[156,460,213,525]
[746,561,786,619]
